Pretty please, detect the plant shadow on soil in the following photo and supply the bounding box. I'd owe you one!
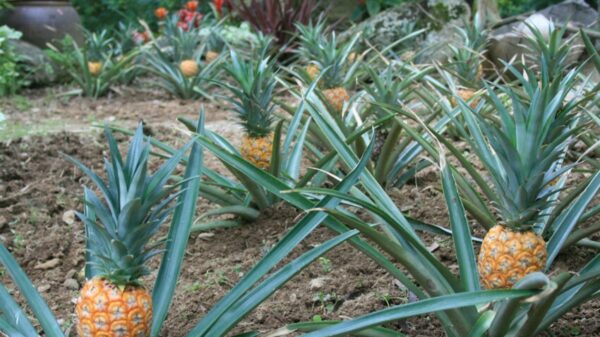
[0,87,598,337]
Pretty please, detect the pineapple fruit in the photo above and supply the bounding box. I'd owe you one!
[222,51,276,169]
[323,87,350,113]
[241,133,274,170]
[478,225,547,289]
[451,88,479,109]
[88,62,103,76]
[180,59,199,77]
[205,50,219,63]
[69,125,180,337]
[76,278,152,337]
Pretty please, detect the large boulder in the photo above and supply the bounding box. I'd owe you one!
[339,0,470,62]
[488,0,597,71]
[8,39,56,85]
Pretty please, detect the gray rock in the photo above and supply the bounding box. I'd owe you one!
[63,278,79,290]
[488,0,597,71]
[8,40,56,85]
[340,0,470,62]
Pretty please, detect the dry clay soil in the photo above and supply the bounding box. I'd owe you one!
[1,86,599,337]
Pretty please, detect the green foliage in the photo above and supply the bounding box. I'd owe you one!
[71,0,179,32]
[46,30,139,98]
[0,0,12,9]
[496,0,596,17]
[352,0,406,20]
[0,26,26,96]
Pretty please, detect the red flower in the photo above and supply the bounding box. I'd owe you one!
[133,31,151,44]
[177,21,189,31]
[194,13,204,27]
[214,0,223,14]
[155,7,168,20]
[186,1,199,12]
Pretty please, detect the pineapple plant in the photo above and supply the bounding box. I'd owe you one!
[144,19,221,99]
[204,27,226,63]
[466,44,582,289]
[297,20,360,113]
[68,125,183,337]
[86,31,112,77]
[447,15,487,108]
[220,51,276,169]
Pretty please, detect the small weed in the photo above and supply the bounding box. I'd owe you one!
[313,292,339,315]
[11,230,25,249]
[185,282,205,292]
[12,95,33,111]
[318,257,332,274]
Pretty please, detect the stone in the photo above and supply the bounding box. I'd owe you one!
[62,210,76,226]
[37,284,51,293]
[63,278,79,290]
[7,40,56,85]
[339,0,470,62]
[34,258,60,270]
[488,0,597,70]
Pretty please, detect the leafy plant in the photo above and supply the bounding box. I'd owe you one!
[0,118,204,337]
[352,0,405,21]
[143,21,222,99]
[46,30,139,98]
[0,26,26,96]
[234,0,318,60]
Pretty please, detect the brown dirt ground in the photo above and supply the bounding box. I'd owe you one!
[0,85,599,337]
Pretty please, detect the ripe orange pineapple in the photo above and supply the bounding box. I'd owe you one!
[180,59,199,77]
[88,61,103,76]
[205,50,219,63]
[323,87,350,113]
[478,225,547,289]
[223,51,276,170]
[69,125,180,337]
[241,133,274,169]
[76,278,152,337]
[451,88,479,109]
[306,63,320,82]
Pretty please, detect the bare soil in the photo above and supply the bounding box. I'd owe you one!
[0,86,598,337]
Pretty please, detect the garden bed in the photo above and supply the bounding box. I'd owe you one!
[1,87,599,337]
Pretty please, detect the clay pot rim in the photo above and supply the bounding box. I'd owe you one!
[9,0,72,6]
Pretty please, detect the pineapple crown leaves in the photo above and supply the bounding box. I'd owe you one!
[86,30,114,62]
[459,66,584,229]
[220,51,277,137]
[65,124,188,285]
[162,18,205,62]
[447,16,488,87]
[519,22,577,83]
[297,21,361,89]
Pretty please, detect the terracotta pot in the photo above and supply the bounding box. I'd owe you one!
[0,0,84,48]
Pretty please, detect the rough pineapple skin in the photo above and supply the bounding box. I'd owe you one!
[241,133,273,170]
[451,88,479,109]
[205,51,219,63]
[323,87,350,113]
[179,59,199,77]
[76,277,152,337]
[88,62,103,76]
[478,225,547,289]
